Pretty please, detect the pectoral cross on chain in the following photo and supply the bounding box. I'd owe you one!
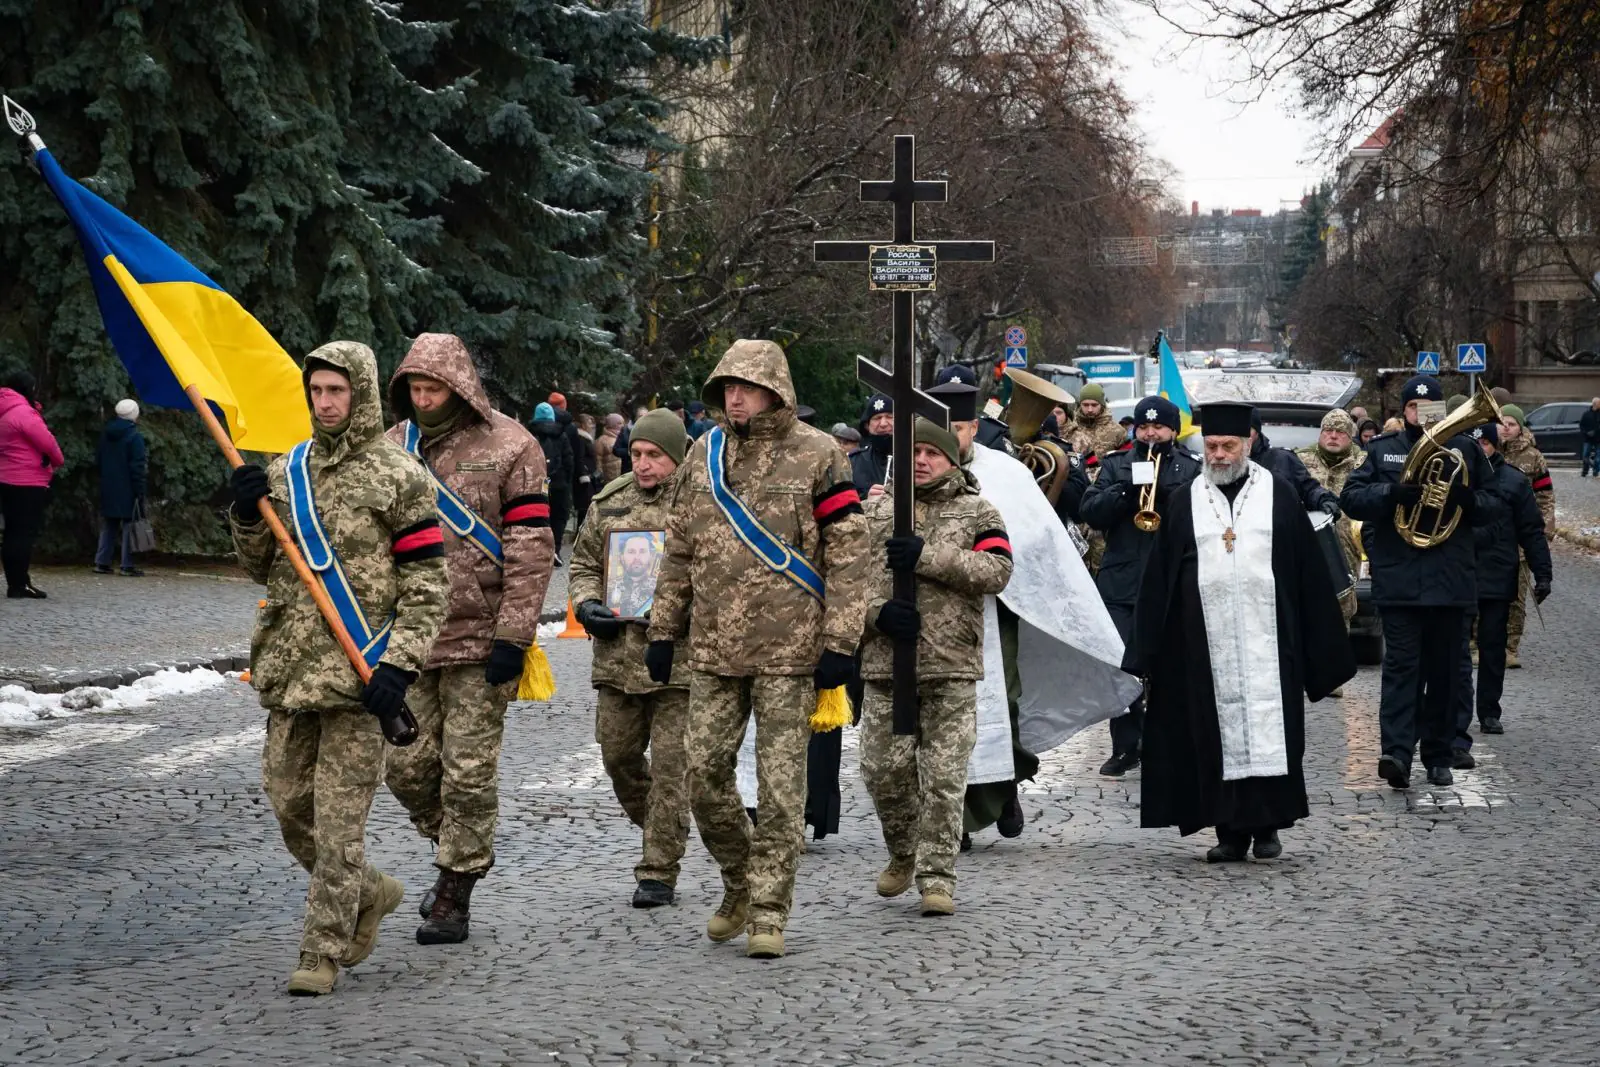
[1222,528,1236,554]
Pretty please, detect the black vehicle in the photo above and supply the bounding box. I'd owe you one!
[1524,401,1588,459]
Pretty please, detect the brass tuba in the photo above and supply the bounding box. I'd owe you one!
[1394,379,1503,548]
[1004,368,1077,505]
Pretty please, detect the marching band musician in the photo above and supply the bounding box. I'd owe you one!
[1079,396,1201,778]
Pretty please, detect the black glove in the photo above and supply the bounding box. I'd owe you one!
[1389,482,1424,509]
[813,648,856,691]
[484,640,526,687]
[230,463,270,522]
[645,640,675,685]
[1534,581,1552,605]
[885,535,924,572]
[361,663,419,746]
[874,598,921,641]
[576,599,624,640]
[1447,480,1476,516]
[1320,497,1342,519]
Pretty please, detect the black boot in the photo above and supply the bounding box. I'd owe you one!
[1098,751,1140,777]
[417,870,478,945]
[1451,749,1476,770]
[1251,830,1283,860]
[997,785,1025,839]
[632,879,674,908]
[419,869,445,920]
[1206,828,1250,863]
[960,832,972,853]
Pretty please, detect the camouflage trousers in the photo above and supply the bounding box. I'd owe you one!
[860,679,978,897]
[384,666,514,874]
[687,671,814,930]
[595,686,691,886]
[262,707,389,958]
[1507,562,1530,656]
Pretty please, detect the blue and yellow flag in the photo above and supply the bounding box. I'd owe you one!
[1156,334,1194,439]
[34,149,309,453]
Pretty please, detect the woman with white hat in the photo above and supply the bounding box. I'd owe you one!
[94,398,148,576]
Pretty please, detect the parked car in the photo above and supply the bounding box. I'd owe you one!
[1523,401,1587,458]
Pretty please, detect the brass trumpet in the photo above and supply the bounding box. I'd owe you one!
[1133,450,1163,532]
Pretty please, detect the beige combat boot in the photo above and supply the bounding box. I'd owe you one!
[920,890,955,917]
[341,872,405,966]
[287,952,338,995]
[746,923,785,959]
[875,856,915,898]
[705,891,749,943]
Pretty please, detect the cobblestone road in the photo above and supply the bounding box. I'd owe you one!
[1,546,1597,1065]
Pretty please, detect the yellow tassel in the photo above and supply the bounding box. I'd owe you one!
[517,643,557,701]
[809,686,851,732]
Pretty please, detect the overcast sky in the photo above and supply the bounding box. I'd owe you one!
[1105,3,1334,216]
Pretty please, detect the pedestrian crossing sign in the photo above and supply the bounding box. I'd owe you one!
[1415,351,1440,374]
[1455,343,1487,373]
[1005,346,1028,368]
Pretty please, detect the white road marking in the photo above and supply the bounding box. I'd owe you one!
[0,722,157,776]
[136,726,264,777]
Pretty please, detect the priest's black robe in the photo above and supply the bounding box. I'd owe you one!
[1126,473,1354,836]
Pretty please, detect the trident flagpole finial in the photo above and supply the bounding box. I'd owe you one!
[3,95,45,152]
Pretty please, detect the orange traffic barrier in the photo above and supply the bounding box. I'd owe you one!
[558,599,587,639]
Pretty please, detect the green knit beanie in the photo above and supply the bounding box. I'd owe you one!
[914,416,961,466]
[630,407,688,465]
[1501,403,1525,427]
[1079,382,1106,404]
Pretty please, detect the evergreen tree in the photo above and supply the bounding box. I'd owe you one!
[1274,185,1331,328]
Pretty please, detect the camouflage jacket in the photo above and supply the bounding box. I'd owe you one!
[570,472,686,693]
[647,339,871,676]
[1295,442,1368,568]
[1067,412,1128,469]
[596,430,622,484]
[860,468,1013,682]
[1502,433,1555,538]
[232,341,449,713]
[385,333,555,668]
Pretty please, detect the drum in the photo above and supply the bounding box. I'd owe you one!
[1308,510,1355,599]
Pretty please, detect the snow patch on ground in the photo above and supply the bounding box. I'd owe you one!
[0,668,235,728]
[536,621,567,640]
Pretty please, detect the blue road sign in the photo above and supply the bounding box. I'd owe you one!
[1455,343,1487,373]
[1415,351,1440,374]
[1005,346,1028,368]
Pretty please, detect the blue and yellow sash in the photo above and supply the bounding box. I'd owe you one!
[401,421,503,565]
[705,425,824,603]
[285,441,393,667]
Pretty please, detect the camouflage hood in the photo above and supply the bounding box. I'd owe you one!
[701,339,798,417]
[387,332,495,425]
[303,340,386,454]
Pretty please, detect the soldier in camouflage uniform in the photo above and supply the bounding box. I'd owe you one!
[569,408,692,909]
[860,419,1012,916]
[646,339,870,960]
[1499,405,1555,667]
[1295,409,1367,627]
[1064,383,1128,574]
[381,333,555,944]
[229,341,448,996]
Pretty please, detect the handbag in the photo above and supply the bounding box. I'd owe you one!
[129,498,156,554]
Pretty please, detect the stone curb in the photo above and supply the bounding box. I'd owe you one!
[5,609,569,694]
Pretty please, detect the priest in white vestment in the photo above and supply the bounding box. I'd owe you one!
[1126,402,1354,862]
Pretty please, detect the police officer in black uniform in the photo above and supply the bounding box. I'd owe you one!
[1451,420,1553,762]
[850,393,893,498]
[934,364,1013,454]
[1078,395,1201,776]
[1341,375,1500,789]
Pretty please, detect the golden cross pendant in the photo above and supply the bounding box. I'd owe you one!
[1222,527,1236,553]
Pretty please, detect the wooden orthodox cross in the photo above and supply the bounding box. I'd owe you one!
[814,134,995,734]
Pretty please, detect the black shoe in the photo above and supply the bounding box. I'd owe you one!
[417,871,477,945]
[632,879,674,908]
[960,832,972,853]
[552,555,564,567]
[6,584,46,599]
[1377,755,1410,790]
[1252,831,1282,860]
[745,807,758,826]
[997,797,1025,839]
[93,564,114,575]
[419,870,445,920]
[1426,766,1454,787]
[1480,717,1504,735]
[1206,834,1250,863]
[1098,751,1140,777]
[119,566,144,577]
[1451,749,1476,770]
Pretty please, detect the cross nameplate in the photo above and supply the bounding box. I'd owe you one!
[813,133,995,735]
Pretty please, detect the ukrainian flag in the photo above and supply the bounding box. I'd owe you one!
[1156,333,1195,439]
[34,149,309,453]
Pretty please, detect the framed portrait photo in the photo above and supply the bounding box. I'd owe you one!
[603,529,666,620]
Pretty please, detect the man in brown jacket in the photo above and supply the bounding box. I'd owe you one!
[597,413,624,485]
[646,339,871,960]
[382,332,556,944]
[569,408,691,908]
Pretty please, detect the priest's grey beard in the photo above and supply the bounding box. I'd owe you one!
[1204,456,1249,486]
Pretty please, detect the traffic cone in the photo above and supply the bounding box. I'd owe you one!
[558,599,587,639]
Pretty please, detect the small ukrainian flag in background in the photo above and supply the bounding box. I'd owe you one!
[34,147,309,453]
[1155,333,1195,439]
